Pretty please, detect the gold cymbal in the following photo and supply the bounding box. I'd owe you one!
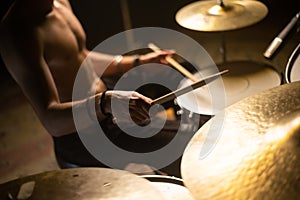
[0,168,164,200]
[175,0,268,31]
[181,82,300,199]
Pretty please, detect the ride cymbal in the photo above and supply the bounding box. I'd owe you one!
[175,0,268,31]
[0,168,164,200]
[181,81,300,199]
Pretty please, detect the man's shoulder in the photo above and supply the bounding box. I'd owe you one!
[55,0,73,10]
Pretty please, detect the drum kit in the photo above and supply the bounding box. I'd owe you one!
[181,81,300,200]
[0,168,166,200]
[175,0,300,199]
[1,0,299,199]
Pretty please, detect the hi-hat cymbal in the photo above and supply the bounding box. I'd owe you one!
[175,0,268,31]
[181,81,300,199]
[0,168,164,200]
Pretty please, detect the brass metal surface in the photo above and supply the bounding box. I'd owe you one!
[181,81,300,199]
[0,168,164,200]
[175,0,268,31]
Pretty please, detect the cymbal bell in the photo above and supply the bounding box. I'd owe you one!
[0,168,164,200]
[181,81,300,199]
[175,0,268,31]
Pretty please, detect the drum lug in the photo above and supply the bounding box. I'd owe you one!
[176,109,184,115]
[188,111,193,118]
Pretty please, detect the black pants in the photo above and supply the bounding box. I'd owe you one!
[53,114,202,177]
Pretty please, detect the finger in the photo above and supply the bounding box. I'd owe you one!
[133,98,153,115]
[129,101,150,120]
[129,110,150,126]
[129,100,151,122]
[131,92,153,105]
[160,58,170,65]
[159,50,175,55]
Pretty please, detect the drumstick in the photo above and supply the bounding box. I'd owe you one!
[148,43,198,82]
[152,70,228,105]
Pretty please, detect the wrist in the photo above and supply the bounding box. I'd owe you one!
[100,90,111,116]
[132,54,140,67]
[114,55,123,74]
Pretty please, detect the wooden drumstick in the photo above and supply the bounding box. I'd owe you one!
[152,70,228,105]
[148,43,198,82]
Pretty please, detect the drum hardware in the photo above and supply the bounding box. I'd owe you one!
[181,81,300,199]
[176,108,194,120]
[264,10,300,59]
[188,110,194,119]
[175,0,268,68]
[175,0,268,32]
[0,168,165,200]
[285,42,300,83]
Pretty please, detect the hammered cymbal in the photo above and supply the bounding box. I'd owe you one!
[175,0,268,31]
[181,81,300,199]
[0,168,164,200]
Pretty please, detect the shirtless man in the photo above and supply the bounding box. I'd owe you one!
[0,0,195,175]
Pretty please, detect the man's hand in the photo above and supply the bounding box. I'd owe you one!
[139,50,175,65]
[103,91,155,126]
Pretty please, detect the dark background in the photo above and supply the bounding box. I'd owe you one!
[1,0,299,83]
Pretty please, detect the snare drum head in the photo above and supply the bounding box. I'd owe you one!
[285,43,300,83]
[176,61,281,115]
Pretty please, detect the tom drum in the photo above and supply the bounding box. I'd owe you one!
[176,61,282,115]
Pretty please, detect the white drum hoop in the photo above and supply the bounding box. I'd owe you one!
[285,43,300,83]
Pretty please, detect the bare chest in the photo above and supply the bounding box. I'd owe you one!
[40,6,91,100]
[41,5,86,66]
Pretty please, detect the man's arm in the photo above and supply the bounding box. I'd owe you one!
[0,27,105,137]
[0,28,155,137]
[87,50,175,77]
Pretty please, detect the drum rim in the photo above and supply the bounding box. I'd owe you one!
[141,175,184,186]
[285,43,300,83]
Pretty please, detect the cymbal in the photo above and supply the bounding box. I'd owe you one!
[0,168,164,200]
[175,0,268,31]
[181,81,300,199]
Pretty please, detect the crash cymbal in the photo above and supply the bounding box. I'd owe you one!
[0,168,164,200]
[181,81,300,199]
[175,0,268,31]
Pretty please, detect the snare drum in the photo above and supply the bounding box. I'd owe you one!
[285,43,300,83]
[176,61,282,115]
[141,175,194,200]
